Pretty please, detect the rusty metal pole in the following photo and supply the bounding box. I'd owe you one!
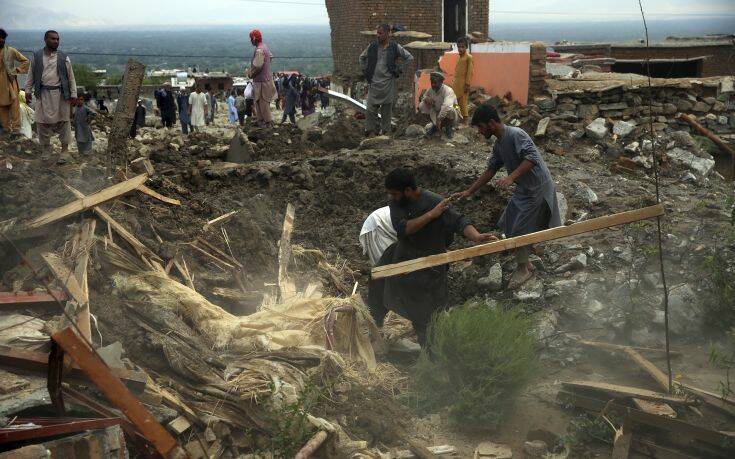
[107,59,146,172]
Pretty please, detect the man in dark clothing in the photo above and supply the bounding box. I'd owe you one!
[130,99,145,138]
[359,24,413,136]
[155,83,176,128]
[369,168,496,346]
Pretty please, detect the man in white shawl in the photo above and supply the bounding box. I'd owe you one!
[188,87,208,131]
[359,206,397,266]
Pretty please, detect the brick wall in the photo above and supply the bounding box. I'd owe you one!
[326,0,489,81]
[610,45,735,77]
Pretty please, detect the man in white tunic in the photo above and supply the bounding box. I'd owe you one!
[188,87,208,131]
[419,71,460,139]
[24,30,77,162]
[359,206,397,267]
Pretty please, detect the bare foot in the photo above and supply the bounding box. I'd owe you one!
[507,264,535,290]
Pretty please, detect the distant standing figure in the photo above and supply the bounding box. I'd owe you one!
[73,95,96,154]
[244,80,255,118]
[206,90,217,124]
[280,75,298,124]
[248,29,277,127]
[130,99,145,138]
[176,89,191,134]
[234,89,247,126]
[188,87,208,131]
[24,30,77,163]
[359,24,413,136]
[0,29,30,136]
[156,83,176,128]
[453,37,473,122]
[226,91,237,124]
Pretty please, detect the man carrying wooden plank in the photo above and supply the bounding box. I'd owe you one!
[369,168,496,346]
[454,104,562,290]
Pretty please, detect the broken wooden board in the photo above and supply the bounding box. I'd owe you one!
[372,204,665,279]
[562,381,694,406]
[67,185,162,263]
[51,328,183,458]
[168,416,192,435]
[0,290,66,307]
[558,390,735,448]
[0,345,146,393]
[277,203,296,301]
[69,219,96,340]
[41,253,86,306]
[26,174,148,229]
[577,339,682,357]
[633,398,677,418]
[611,419,632,459]
[203,210,238,231]
[137,185,181,206]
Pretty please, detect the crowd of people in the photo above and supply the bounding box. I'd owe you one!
[2,24,475,163]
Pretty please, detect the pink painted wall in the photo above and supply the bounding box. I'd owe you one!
[415,43,532,107]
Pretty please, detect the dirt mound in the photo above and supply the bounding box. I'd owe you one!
[319,115,363,150]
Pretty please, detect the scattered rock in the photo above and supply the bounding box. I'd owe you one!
[612,120,635,138]
[404,124,426,137]
[453,133,470,145]
[523,440,548,458]
[585,118,608,140]
[514,277,544,301]
[574,183,598,206]
[535,117,550,137]
[577,104,599,120]
[556,192,568,223]
[692,101,710,113]
[478,263,503,291]
[666,147,715,176]
[555,253,587,273]
[475,441,513,459]
[296,112,320,131]
[227,129,255,163]
[675,99,693,112]
[669,284,702,335]
[358,135,392,150]
[624,141,640,154]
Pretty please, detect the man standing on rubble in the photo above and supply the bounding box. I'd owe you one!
[359,24,413,137]
[248,29,277,127]
[419,71,459,139]
[25,30,77,163]
[156,83,176,128]
[188,86,208,132]
[369,168,496,346]
[0,29,30,137]
[454,104,562,290]
[453,37,473,123]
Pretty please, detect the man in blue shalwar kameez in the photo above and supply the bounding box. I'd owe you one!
[455,104,562,290]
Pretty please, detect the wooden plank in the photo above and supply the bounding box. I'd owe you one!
[137,185,181,206]
[67,185,162,263]
[188,243,235,270]
[203,210,238,231]
[372,204,665,279]
[196,237,243,269]
[0,345,146,393]
[41,253,86,306]
[277,203,296,301]
[611,419,632,459]
[71,219,96,340]
[168,416,192,435]
[26,174,148,229]
[633,398,677,418]
[51,328,183,458]
[562,381,694,405]
[0,290,66,306]
[577,339,682,358]
[557,390,735,448]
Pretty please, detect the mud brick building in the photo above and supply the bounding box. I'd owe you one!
[326,0,490,83]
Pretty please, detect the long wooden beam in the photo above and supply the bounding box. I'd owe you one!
[372,204,665,280]
[26,174,148,229]
[51,328,183,458]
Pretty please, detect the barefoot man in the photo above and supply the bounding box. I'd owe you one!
[454,104,561,290]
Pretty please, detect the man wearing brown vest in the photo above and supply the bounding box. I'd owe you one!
[25,30,77,162]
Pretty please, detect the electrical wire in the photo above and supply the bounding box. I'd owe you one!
[638,0,673,393]
[18,49,331,60]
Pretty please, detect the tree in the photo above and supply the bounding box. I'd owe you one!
[72,63,101,93]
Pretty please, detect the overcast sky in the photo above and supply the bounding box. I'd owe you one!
[4,0,735,28]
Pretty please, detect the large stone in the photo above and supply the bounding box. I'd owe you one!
[712,100,726,112]
[514,277,544,301]
[404,124,426,137]
[662,103,678,115]
[475,442,513,459]
[599,102,628,111]
[668,284,702,335]
[296,111,320,131]
[577,104,599,120]
[667,147,715,176]
[556,192,568,223]
[358,135,392,150]
[585,118,608,140]
[226,128,254,163]
[534,96,556,111]
[612,120,635,138]
[675,99,693,112]
[692,101,710,113]
[574,183,599,205]
[478,263,503,291]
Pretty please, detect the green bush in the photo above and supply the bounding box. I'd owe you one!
[410,301,537,429]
